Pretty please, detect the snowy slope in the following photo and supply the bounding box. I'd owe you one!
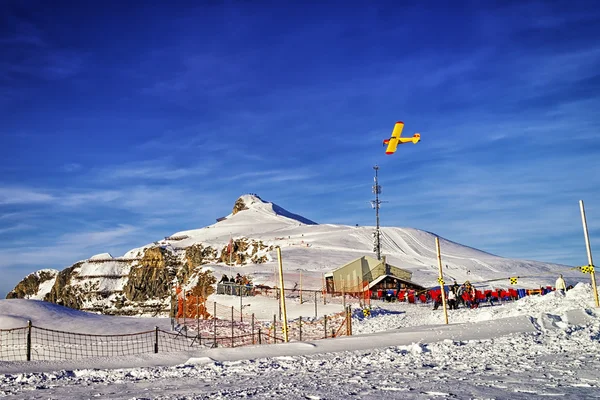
[0,284,599,399]
[141,194,573,290]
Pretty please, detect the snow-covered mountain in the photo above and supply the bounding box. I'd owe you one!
[7,194,573,315]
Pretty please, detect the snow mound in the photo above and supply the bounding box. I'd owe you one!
[89,253,113,260]
[0,299,171,334]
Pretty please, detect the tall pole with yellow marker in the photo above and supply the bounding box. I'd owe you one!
[436,237,449,324]
[579,200,599,307]
[276,247,289,342]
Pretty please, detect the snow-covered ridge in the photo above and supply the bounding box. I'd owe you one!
[7,194,575,317]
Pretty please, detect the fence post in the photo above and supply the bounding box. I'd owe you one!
[26,320,32,361]
[183,290,187,326]
[231,306,234,348]
[258,328,262,345]
[252,313,255,344]
[348,306,352,336]
[314,291,317,319]
[213,301,217,348]
[154,326,159,353]
[324,315,327,339]
[299,316,303,342]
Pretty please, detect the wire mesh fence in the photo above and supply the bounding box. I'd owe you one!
[0,306,352,362]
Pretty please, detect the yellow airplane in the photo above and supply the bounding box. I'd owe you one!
[383,121,420,155]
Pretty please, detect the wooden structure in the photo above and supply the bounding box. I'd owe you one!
[324,255,423,294]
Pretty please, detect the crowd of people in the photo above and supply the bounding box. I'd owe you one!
[218,273,252,286]
[433,275,570,310]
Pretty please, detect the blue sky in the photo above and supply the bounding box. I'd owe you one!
[1,0,600,297]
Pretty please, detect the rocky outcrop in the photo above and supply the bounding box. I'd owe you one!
[219,238,274,265]
[123,247,179,302]
[232,197,250,215]
[6,270,57,299]
[45,263,85,309]
[185,244,218,268]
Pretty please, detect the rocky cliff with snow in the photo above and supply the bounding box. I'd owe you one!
[7,194,571,316]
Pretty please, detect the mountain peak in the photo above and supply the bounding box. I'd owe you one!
[230,194,317,225]
[232,193,264,215]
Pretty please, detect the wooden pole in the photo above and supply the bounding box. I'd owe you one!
[26,320,32,361]
[213,301,217,347]
[183,290,186,325]
[277,247,289,342]
[348,306,352,336]
[580,200,599,307]
[435,237,449,324]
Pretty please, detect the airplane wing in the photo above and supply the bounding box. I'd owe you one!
[384,122,404,154]
[391,121,404,139]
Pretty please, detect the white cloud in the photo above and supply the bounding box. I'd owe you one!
[0,187,55,205]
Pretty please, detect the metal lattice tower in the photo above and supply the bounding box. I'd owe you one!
[370,165,384,260]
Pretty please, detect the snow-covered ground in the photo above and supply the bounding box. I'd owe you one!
[1,283,599,399]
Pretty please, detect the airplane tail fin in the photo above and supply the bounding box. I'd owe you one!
[412,133,421,144]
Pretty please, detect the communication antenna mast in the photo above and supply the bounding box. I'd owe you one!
[370,165,387,260]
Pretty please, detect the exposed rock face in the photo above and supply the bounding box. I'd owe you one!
[219,238,274,265]
[185,244,218,268]
[45,263,85,309]
[123,247,178,302]
[232,197,249,215]
[6,270,57,299]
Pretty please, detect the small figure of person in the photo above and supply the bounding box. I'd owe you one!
[433,292,443,310]
[486,290,494,306]
[555,274,567,294]
[447,289,457,310]
[235,273,242,285]
[219,274,229,284]
[451,280,460,296]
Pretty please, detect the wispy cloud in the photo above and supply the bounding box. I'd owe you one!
[0,223,33,235]
[0,187,55,205]
[61,163,82,173]
[102,162,213,181]
[56,224,138,248]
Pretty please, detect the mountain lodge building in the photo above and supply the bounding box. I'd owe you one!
[324,255,425,294]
